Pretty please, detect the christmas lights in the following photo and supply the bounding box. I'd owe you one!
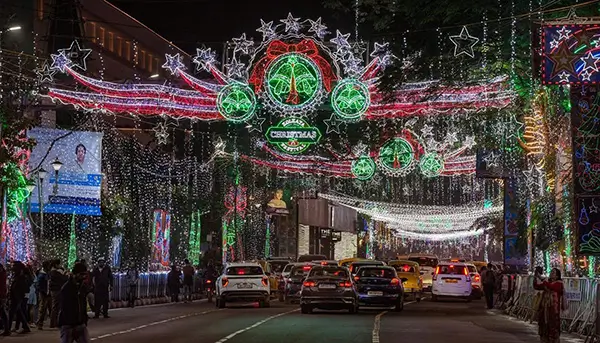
[449,26,480,58]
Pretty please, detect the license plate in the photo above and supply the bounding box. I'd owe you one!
[445,279,458,283]
[237,283,253,289]
[368,291,384,296]
[318,284,336,289]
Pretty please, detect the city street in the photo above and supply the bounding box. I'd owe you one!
[21,298,583,343]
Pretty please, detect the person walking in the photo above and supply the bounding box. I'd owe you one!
[50,259,68,328]
[0,264,9,335]
[534,268,565,343]
[167,265,181,303]
[26,265,37,327]
[91,259,112,319]
[482,262,496,309]
[59,262,91,343]
[182,260,195,303]
[79,260,94,314]
[35,261,51,330]
[126,264,139,308]
[8,262,30,334]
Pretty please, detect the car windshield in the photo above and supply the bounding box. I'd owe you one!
[437,265,467,275]
[270,261,289,273]
[310,267,349,278]
[467,265,477,273]
[393,264,415,273]
[226,266,263,275]
[351,262,383,271]
[408,257,438,267]
[358,268,396,278]
[291,266,312,277]
[298,255,328,262]
[282,264,294,273]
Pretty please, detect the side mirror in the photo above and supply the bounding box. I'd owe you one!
[401,278,408,283]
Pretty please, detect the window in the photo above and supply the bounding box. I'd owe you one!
[98,27,105,46]
[124,41,131,61]
[438,265,467,275]
[147,53,153,72]
[226,266,263,276]
[37,0,44,20]
[108,32,114,52]
[86,22,96,42]
[116,37,123,56]
[408,257,438,267]
[140,50,146,69]
[291,265,312,277]
[357,268,396,278]
[309,267,348,278]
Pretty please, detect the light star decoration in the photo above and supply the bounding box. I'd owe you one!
[194,47,218,72]
[232,33,254,55]
[162,53,185,75]
[281,13,301,34]
[153,122,170,145]
[370,42,393,67]
[257,19,277,41]
[58,40,92,71]
[246,116,266,133]
[308,18,329,39]
[36,63,57,83]
[50,50,72,73]
[330,30,351,53]
[449,26,479,58]
[224,58,246,78]
[324,113,343,134]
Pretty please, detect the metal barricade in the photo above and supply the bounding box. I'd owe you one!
[107,271,202,302]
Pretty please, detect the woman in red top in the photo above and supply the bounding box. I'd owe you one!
[533,268,564,343]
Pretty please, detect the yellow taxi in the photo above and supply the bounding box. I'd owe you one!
[469,261,488,273]
[339,257,369,268]
[388,260,423,302]
[255,260,279,298]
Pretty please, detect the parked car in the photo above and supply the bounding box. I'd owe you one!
[300,266,357,314]
[339,257,369,268]
[465,263,482,299]
[284,263,316,303]
[397,254,438,291]
[431,262,472,302]
[354,266,405,311]
[216,262,270,308]
[348,260,386,275]
[388,260,423,302]
[298,254,328,262]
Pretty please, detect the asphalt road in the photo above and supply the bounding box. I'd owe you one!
[20,297,584,343]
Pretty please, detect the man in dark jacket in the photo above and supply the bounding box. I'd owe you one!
[8,262,30,334]
[49,259,68,328]
[482,263,496,309]
[59,262,90,343]
[91,259,112,319]
[36,260,51,330]
[182,260,195,303]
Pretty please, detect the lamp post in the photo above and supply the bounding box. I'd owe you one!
[51,157,63,196]
[38,168,47,238]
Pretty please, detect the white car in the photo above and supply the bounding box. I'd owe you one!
[216,262,271,308]
[431,262,472,302]
[465,263,482,299]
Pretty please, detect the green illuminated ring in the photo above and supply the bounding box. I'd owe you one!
[377,137,415,176]
[217,83,257,122]
[351,155,377,181]
[331,79,371,121]
[419,152,444,178]
[265,53,323,113]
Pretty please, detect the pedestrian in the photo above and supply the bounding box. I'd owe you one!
[59,262,91,343]
[534,268,565,343]
[182,259,195,303]
[126,264,139,308]
[91,259,112,319]
[50,259,68,328]
[26,265,38,326]
[482,262,496,309]
[80,260,94,314]
[167,265,181,303]
[35,260,51,330]
[8,262,30,334]
[0,264,9,335]
[531,266,545,323]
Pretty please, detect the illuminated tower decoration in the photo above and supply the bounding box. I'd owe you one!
[151,209,171,267]
[67,213,77,271]
[188,210,203,266]
[222,174,247,263]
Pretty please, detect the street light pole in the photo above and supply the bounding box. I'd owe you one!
[38,168,47,238]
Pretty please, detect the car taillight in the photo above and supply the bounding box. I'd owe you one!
[321,261,328,266]
[303,265,312,271]
[463,268,471,282]
[339,281,352,288]
[303,281,315,287]
[390,278,400,285]
[353,276,360,282]
[222,278,229,287]
[433,266,440,281]
[261,276,269,287]
[206,279,212,284]
[474,275,480,282]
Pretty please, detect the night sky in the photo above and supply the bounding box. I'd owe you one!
[109,0,354,53]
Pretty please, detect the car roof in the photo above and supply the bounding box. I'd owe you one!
[351,260,385,265]
[437,262,468,266]
[389,260,419,266]
[356,265,395,270]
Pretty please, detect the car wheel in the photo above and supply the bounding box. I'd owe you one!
[263,298,271,308]
[395,297,404,312]
[218,297,226,308]
[301,304,312,314]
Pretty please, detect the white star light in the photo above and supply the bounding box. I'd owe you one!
[483,151,499,168]
[550,39,560,49]
[463,136,476,149]
[232,33,254,55]
[162,53,185,75]
[558,71,571,83]
[193,47,218,72]
[257,19,277,41]
[324,114,343,134]
[58,40,92,71]
[341,54,363,75]
[330,30,351,53]
[224,58,246,78]
[557,26,572,41]
[50,50,72,73]
[308,17,329,39]
[246,116,266,133]
[36,63,57,83]
[281,13,301,34]
[582,70,593,81]
[370,42,394,67]
[445,132,459,146]
[449,26,479,58]
[214,137,227,155]
[153,122,169,145]
[580,52,599,72]
[590,202,599,214]
[420,124,434,137]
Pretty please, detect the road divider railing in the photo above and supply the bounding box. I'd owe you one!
[504,275,598,337]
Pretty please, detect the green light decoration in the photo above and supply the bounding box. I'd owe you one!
[67,213,77,271]
[483,199,493,209]
[418,152,444,178]
[266,53,322,110]
[2,163,31,223]
[188,210,202,266]
[216,83,257,122]
[377,138,415,176]
[266,117,321,154]
[589,256,596,278]
[351,155,376,180]
[331,79,370,121]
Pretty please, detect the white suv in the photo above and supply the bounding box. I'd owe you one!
[216,262,271,308]
[431,262,472,302]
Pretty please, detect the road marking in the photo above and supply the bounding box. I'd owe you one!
[213,308,299,343]
[90,308,220,341]
[372,301,415,343]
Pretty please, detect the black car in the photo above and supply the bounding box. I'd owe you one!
[354,266,405,311]
[300,266,357,314]
[284,264,316,303]
[348,260,386,275]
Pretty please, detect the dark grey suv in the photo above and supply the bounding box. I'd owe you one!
[300,266,357,314]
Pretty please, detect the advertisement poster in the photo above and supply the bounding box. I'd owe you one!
[504,179,527,266]
[28,128,103,216]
